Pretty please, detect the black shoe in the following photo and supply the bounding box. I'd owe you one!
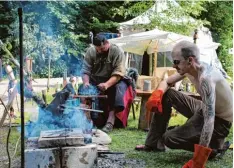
[102,122,113,133]
[209,141,231,160]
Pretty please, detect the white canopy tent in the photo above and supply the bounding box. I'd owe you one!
[109,28,220,66]
[114,0,229,79]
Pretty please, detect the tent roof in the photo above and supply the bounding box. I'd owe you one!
[109,28,220,56]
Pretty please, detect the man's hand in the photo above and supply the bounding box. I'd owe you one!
[83,82,90,88]
[97,82,109,91]
[183,144,212,168]
[82,74,90,88]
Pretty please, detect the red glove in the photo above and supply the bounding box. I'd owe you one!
[145,89,164,121]
[183,144,212,168]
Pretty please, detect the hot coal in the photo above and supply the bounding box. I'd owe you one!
[93,154,145,168]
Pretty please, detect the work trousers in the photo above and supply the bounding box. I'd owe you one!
[145,88,232,152]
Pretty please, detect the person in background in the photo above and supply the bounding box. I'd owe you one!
[135,41,232,167]
[80,34,134,133]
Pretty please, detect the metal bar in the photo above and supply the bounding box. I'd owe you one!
[18,8,25,168]
[63,105,104,113]
[98,151,124,155]
[73,95,107,99]
[75,107,103,113]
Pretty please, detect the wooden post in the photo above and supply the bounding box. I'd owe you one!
[149,54,152,76]
[125,52,129,69]
[63,71,67,87]
[42,89,47,106]
[193,29,198,44]
[47,55,51,92]
[153,52,158,76]
[153,41,158,77]
[0,87,17,127]
[0,58,2,81]
[26,57,33,73]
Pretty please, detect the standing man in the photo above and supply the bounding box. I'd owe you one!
[81,34,133,133]
[135,41,232,167]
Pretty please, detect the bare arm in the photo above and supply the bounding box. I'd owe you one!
[106,75,121,88]
[156,73,185,92]
[97,75,121,91]
[199,77,215,147]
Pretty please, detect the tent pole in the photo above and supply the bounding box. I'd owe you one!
[153,41,158,77]
[153,52,157,76]
[149,54,152,76]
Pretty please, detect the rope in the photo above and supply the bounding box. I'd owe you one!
[0,97,11,168]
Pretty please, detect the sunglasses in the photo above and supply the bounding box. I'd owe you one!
[173,60,181,65]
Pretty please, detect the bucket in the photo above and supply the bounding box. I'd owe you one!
[143,80,151,91]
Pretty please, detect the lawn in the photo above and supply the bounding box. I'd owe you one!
[108,106,233,168]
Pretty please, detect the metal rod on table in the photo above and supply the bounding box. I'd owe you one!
[73,95,108,99]
[18,7,25,168]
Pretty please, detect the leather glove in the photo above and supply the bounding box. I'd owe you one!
[145,89,164,121]
[183,144,212,168]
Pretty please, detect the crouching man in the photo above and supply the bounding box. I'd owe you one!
[136,41,232,167]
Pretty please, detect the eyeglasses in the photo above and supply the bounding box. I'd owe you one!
[173,60,181,65]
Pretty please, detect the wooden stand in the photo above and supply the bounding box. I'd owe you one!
[136,89,153,130]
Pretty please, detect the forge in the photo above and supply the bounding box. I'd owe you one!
[24,80,111,168]
[25,128,99,168]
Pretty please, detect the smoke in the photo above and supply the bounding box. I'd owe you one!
[12,2,98,141]
[25,99,93,138]
[16,80,100,142]
[78,84,100,95]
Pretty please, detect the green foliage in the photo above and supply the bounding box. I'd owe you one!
[115,1,208,36]
[113,1,155,18]
[149,1,208,35]
[0,2,16,40]
[52,59,67,77]
[199,1,233,77]
[0,1,131,78]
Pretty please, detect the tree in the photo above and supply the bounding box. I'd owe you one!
[0,1,135,77]
[114,1,208,35]
[198,1,233,76]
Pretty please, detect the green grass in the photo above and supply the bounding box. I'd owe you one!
[108,106,233,168]
[7,88,233,168]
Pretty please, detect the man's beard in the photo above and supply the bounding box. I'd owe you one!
[98,49,109,55]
